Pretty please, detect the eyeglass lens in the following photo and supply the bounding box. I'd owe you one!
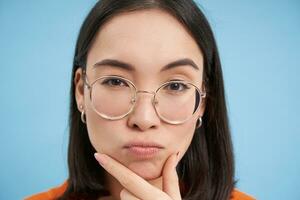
[90,76,201,123]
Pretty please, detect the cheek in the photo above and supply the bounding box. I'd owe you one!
[84,98,122,154]
[166,119,197,155]
[182,125,195,148]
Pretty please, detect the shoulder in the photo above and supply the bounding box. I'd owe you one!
[230,188,256,200]
[24,181,67,200]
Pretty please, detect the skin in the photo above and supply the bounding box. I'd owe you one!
[74,8,205,200]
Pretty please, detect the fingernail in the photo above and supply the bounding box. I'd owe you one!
[94,153,107,166]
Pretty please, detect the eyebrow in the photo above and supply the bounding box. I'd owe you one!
[92,58,199,71]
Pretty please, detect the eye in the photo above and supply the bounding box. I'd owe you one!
[164,82,190,92]
[101,78,129,87]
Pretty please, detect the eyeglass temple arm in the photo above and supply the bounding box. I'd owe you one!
[81,69,92,89]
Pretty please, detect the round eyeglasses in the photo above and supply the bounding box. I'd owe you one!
[83,73,206,125]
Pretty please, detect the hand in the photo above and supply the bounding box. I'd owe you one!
[94,152,182,200]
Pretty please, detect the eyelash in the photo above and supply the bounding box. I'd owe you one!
[101,78,129,87]
[164,81,190,92]
[101,78,190,91]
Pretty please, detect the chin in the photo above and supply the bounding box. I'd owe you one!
[127,162,162,180]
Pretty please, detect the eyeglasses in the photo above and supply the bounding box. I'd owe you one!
[82,72,206,125]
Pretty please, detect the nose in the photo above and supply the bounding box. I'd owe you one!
[127,91,161,131]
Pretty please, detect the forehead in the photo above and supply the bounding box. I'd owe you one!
[86,8,203,74]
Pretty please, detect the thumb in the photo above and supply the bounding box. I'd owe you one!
[162,152,181,200]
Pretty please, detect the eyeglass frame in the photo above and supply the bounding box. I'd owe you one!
[82,69,206,125]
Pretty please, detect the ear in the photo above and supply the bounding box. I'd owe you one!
[74,68,85,111]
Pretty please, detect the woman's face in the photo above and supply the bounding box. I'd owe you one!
[75,9,205,180]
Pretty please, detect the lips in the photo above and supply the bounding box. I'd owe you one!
[124,141,164,149]
[124,141,164,159]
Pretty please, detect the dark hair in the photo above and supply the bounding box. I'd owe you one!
[59,0,236,199]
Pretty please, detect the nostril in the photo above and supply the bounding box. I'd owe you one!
[132,123,157,131]
[133,124,139,129]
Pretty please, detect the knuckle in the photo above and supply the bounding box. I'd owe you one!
[171,171,179,181]
[120,175,134,188]
[172,174,179,182]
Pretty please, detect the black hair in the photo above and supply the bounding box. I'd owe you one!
[59,0,236,199]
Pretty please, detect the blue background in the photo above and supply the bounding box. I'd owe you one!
[0,1,299,199]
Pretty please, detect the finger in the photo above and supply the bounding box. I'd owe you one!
[162,152,181,200]
[120,189,140,200]
[94,153,171,200]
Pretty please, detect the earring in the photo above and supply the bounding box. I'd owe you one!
[79,105,86,124]
[196,117,202,129]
